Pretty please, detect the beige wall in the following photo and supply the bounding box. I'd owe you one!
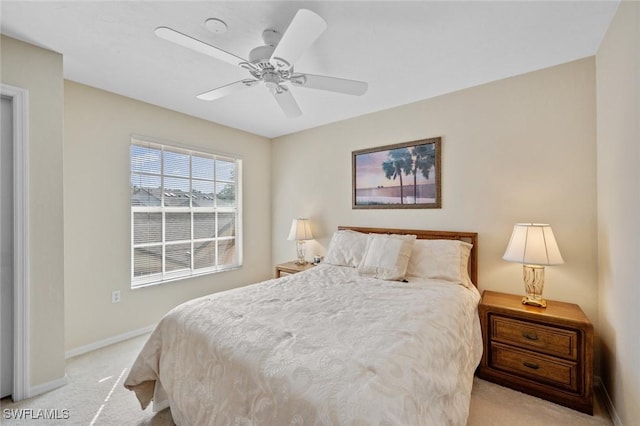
[272,58,599,332]
[0,36,66,387]
[596,1,640,424]
[64,81,272,351]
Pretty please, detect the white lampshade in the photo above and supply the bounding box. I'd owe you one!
[503,223,564,266]
[287,218,313,241]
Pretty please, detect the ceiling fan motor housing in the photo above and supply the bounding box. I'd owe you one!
[261,29,281,46]
[248,45,275,64]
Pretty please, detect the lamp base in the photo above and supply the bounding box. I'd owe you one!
[522,296,547,308]
[295,241,307,265]
[521,264,547,308]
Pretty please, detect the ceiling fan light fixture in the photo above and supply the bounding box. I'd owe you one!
[263,72,281,89]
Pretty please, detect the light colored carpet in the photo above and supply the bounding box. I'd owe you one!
[1,334,613,425]
[467,376,611,426]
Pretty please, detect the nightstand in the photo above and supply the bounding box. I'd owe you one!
[477,290,593,414]
[274,261,315,278]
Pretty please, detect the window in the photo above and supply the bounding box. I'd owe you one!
[130,136,242,288]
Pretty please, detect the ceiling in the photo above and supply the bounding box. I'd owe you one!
[1,1,619,138]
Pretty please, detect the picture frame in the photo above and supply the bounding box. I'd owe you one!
[352,137,441,209]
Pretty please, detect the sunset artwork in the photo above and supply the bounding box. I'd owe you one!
[352,138,441,209]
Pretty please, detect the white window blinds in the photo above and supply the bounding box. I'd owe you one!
[130,137,242,287]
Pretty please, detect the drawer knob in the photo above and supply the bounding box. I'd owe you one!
[522,332,539,341]
[523,361,540,370]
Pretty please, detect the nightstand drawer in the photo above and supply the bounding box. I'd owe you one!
[491,315,578,360]
[490,342,579,393]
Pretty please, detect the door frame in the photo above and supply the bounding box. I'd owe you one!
[1,83,30,401]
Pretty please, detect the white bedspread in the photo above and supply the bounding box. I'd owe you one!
[125,264,483,425]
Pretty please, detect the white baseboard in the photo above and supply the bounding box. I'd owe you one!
[65,325,156,359]
[595,376,623,426]
[28,374,69,399]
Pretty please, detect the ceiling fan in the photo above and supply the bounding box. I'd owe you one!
[154,9,368,117]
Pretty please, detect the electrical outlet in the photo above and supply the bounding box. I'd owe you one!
[111,290,121,304]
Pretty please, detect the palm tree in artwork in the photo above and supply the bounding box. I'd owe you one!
[382,148,413,204]
[411,144,436,203]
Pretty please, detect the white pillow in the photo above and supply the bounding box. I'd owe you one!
[323,230,368,267]
[358,233,416,281]
[406,239,474,288]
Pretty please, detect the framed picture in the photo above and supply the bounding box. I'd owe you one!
[352,137,441,209]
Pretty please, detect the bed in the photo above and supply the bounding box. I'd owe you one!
[124,226,483,425]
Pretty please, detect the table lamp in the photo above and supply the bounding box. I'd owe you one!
[287,218,313,265]
[503,223,564,308]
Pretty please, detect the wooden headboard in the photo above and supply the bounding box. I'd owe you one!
[337,226,479,287]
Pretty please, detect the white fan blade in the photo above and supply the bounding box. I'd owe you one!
[271,88,302,117]
[197,80,258,101]
[292,74,368,96]
[155,27,247,67]
[269,9,327,69]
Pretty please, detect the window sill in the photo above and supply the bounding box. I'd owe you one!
[131,265,242,289]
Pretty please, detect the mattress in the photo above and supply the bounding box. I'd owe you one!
[125,263,483,425]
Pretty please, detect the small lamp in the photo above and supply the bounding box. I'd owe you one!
[287,218,313,265]
[503,223,564,308]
